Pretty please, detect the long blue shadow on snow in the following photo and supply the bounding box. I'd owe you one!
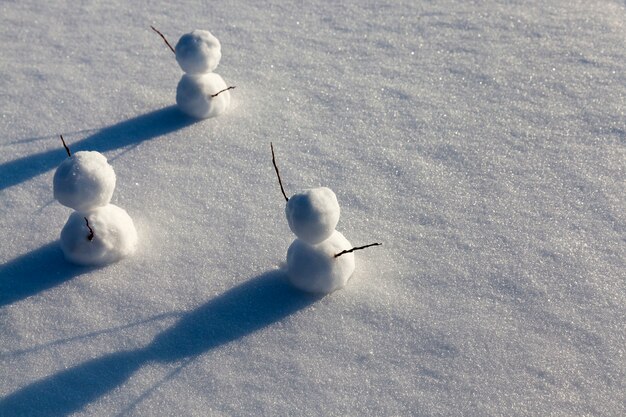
[0,242,93,307]
[0,270,320,417]
[0,106,196,192]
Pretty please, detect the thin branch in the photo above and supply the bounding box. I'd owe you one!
[60,134,71,157]
[151,26,175,54]
[270,142,289,202]
[84,217,95,241]
[335,242,382,258]
[210,86,236,98]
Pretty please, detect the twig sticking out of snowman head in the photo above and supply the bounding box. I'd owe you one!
[151,26,175,54]
[271,142,289,202]
[60,134,71,157]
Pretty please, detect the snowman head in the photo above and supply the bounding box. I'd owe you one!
[175,30,222,74]
[285,187,341,244]
[53,151,116,212]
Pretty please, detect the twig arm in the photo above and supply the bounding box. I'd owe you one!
[210,86,236,98]
[335,242,382,258]
[84,217,95,241]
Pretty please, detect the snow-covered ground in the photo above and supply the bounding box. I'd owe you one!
[1,0,624,415]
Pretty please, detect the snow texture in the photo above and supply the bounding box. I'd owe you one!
[285,187,340,244]
[175,30,222,74]
[176,72,231,119]
[1,0,625,416]
[60,204,138,266]
[286,230,355,294]
[53,151,116,212]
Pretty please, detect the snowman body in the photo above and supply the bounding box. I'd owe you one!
[176,72,231,119]
[60,204,137,266]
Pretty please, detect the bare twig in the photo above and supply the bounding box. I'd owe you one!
[210,86,236,98]
[84,217,95,241]
[60,134,71,157]
[151,26,175,54]
[271,142,289,202]
[335,242,382,258]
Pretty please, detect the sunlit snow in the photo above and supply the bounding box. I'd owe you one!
[1,1,624,416]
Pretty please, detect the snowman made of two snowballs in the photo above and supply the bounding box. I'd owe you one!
[273,149,380,294]
[53,149,137,266]
[283,187,356,294]
[174,30,232,119]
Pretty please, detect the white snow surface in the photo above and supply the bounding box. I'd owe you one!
[1,1,625,416]
[285,187,340,244]
[175,30,222,75]
[176,72,231,119]
[53,151,116,212]
[60,204,138,266]
[287,230,355,294]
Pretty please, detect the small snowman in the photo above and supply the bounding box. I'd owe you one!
[53,136,138,266]
[271,143,381,294]
[152,26,235,119]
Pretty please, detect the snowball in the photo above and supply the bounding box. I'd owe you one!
[286,230,355,294]
[53,151,116,212]
[176,72,231,119]
[60,204,138,266]
[175,29,222,74]
[285,187,340,244]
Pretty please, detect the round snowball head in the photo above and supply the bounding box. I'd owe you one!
[286,230,355,294]
[53,151,116,212]
[60,204,138,266]
[175,30,221,74]
[285,187,340,244]
[176,72,231,119]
